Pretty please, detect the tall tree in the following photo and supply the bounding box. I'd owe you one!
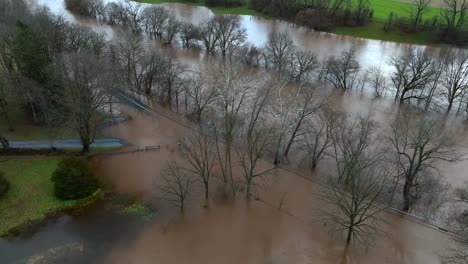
[239,86,274,199]
[54,51,111,153]
[441,49,468,113]
[180,127,217,203]
[213,16,246,57]
[389,115,462,212]
[321,164,390,246]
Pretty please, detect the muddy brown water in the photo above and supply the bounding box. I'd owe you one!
[2,1,467,263]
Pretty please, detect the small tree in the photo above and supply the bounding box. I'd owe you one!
[160,161,196,215]
[321,164,389,246]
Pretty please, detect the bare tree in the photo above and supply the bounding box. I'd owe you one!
[390,47,434,103]
[332,115,380,184]
[409,0,432,29]
[142,5,169,39]
[441,49,468,113]
[239,86,274,199]
[163,16,181,46]
[199,19,219,55]
[282,84,327,158]
[213,16,246,57]
[54,51,110,153]
[389,115,463,212]
[159,57,187,108]
[288,49,319,82]
[160,161,197,214]
[264,31,294,72]
[321,164,390,246]
[122,0,142,34]
[366,66,387,98]
[181,127,216,203]
[110,31,147,93]
[179,22,200,48]
[209,62,256,197]
[324,49,360,91]
[441,184,468,263]
[300,109,339,169]
[185,70,218,121]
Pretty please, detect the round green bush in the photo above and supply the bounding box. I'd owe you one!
[0,172,10,199]
[51,158,100,200]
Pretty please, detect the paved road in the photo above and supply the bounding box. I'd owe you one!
[8,139,124,149]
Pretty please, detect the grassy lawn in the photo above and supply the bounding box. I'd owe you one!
[0,157,102,236]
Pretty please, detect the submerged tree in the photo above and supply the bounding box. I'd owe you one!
[160,161,197,215]
[180,127,217,203]
[440,49,468,113]
[321,163,390,246]
[209,62,256,197]
[324,49,360,92]
[300,109,339,170]
[390,47,434,103]
[332,115,380,184]
[442,183,468,263]
[389,115,463,212]
[238,86,274,199]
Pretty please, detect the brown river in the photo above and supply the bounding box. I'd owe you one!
[2,0,467,263]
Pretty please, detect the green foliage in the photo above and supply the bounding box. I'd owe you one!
[51,158,100,200]
[0,172,10,198]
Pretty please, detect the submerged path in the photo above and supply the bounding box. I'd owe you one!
[8,139,124,149]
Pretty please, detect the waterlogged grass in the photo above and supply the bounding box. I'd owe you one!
[14,243,84,264]
[331,21,431,44]
[0,157,102,236]
[109,196,157,221]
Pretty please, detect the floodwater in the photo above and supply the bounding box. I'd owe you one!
[2,0,468,263]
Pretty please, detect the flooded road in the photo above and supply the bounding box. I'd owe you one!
[2,1,467,263]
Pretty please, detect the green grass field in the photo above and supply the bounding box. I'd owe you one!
[0,157,101,236]
[331,21,431,44]
[137,0,445,44]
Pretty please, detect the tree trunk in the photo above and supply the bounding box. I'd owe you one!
[0,136,10,149]
[402,177,412,212]
[346,227,353,245]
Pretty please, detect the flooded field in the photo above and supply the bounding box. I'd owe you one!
[2,0,467,263]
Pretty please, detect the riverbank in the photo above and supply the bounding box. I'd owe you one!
[137,0,437,45]
[0,156,103,237]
